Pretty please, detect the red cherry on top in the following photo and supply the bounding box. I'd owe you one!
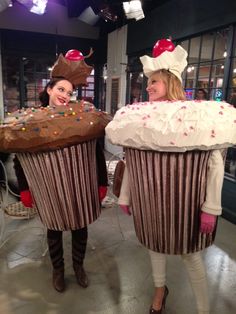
[152,39,175,58]
[65,49,84,61]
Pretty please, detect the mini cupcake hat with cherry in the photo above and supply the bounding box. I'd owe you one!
[140,38,188,82]
[51,48,93,86]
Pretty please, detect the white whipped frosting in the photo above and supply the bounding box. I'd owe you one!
[105,100,236,152]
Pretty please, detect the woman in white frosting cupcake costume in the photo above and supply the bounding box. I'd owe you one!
[106,38,236,314]
[4,49,110,293]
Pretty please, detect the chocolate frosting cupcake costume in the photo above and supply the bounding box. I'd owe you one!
[1,49,111,293]
[0,50,111,231]
[106,40,236,255]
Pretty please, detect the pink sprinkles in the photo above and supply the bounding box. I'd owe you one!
[142,115,151,120]
[211,130,216,138]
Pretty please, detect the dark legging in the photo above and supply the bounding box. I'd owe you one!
[47,227,88,270]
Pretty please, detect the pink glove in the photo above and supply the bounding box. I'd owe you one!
[200,212,217,234]
[120,205,132,216]
[98,186,107,202]
[20,190,33,208]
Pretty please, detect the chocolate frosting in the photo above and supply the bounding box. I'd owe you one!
[0,101,111,153]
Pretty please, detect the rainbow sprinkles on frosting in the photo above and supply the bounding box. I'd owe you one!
[0,100,111,153]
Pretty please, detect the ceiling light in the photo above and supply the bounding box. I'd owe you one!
[123,0,145,21]
[16,0,48,15]
[30,0,48,15]
[78,7,100,26]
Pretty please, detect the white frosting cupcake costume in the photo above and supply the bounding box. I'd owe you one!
[106,39,236,254]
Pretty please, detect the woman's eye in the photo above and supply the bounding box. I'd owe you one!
[68,92,73,97]
[58,87,64,92]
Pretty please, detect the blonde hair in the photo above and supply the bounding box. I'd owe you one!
[148,69,186,100]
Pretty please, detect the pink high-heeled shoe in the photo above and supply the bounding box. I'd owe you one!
[149,286,169,314]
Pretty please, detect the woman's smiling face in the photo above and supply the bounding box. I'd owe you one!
[47,79,73,106]
[146,73,168,102]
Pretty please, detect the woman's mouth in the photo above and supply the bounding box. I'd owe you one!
[58,98,66,104]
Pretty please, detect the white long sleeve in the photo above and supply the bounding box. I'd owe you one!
[201,150,225,215]
[118,166,131,205]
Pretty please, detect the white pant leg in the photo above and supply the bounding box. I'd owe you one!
[149,250,166,287]
[182,251,210,314]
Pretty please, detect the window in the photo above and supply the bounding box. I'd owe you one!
[226,36,236,104]
[81,70,94,103]
[201,34,214,62]
[2,55,53,113]
[189,37,200,63]
[225,147,236,181]
[2,56,20,113]
[129,72,144,104]
[197,62,211,89]
[185,64,197,89]
[181,28,230,100]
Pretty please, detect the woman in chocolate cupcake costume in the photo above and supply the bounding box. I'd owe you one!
[106,39,236,314]
[11,49,109,293]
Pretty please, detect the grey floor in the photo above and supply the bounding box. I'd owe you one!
[0,170,236,313]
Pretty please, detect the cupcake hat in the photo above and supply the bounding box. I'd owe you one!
[140,38,188,82]
[51,48,93,86]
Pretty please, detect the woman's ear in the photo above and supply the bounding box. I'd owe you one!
[46,86,52,95]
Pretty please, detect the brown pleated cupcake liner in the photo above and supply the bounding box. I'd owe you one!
[17,140,100,231]
[125,148,216,255]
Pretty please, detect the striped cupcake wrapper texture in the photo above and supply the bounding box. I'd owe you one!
[125,148,216,255]
[17,140,100,231]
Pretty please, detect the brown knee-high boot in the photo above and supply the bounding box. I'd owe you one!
[72,227,88,288]
[47,229,65,292]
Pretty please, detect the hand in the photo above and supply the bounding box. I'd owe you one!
[20,190,33,208]
[200,212,217,234]
[98,186,107,202]
[120,205,132,216]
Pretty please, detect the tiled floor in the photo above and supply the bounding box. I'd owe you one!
[0,162,236,313]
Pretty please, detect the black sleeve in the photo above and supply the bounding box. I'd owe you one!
[0,152,10,181]
[96,140,108,186]
[0,152,10,163]
[13,155,29,191]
